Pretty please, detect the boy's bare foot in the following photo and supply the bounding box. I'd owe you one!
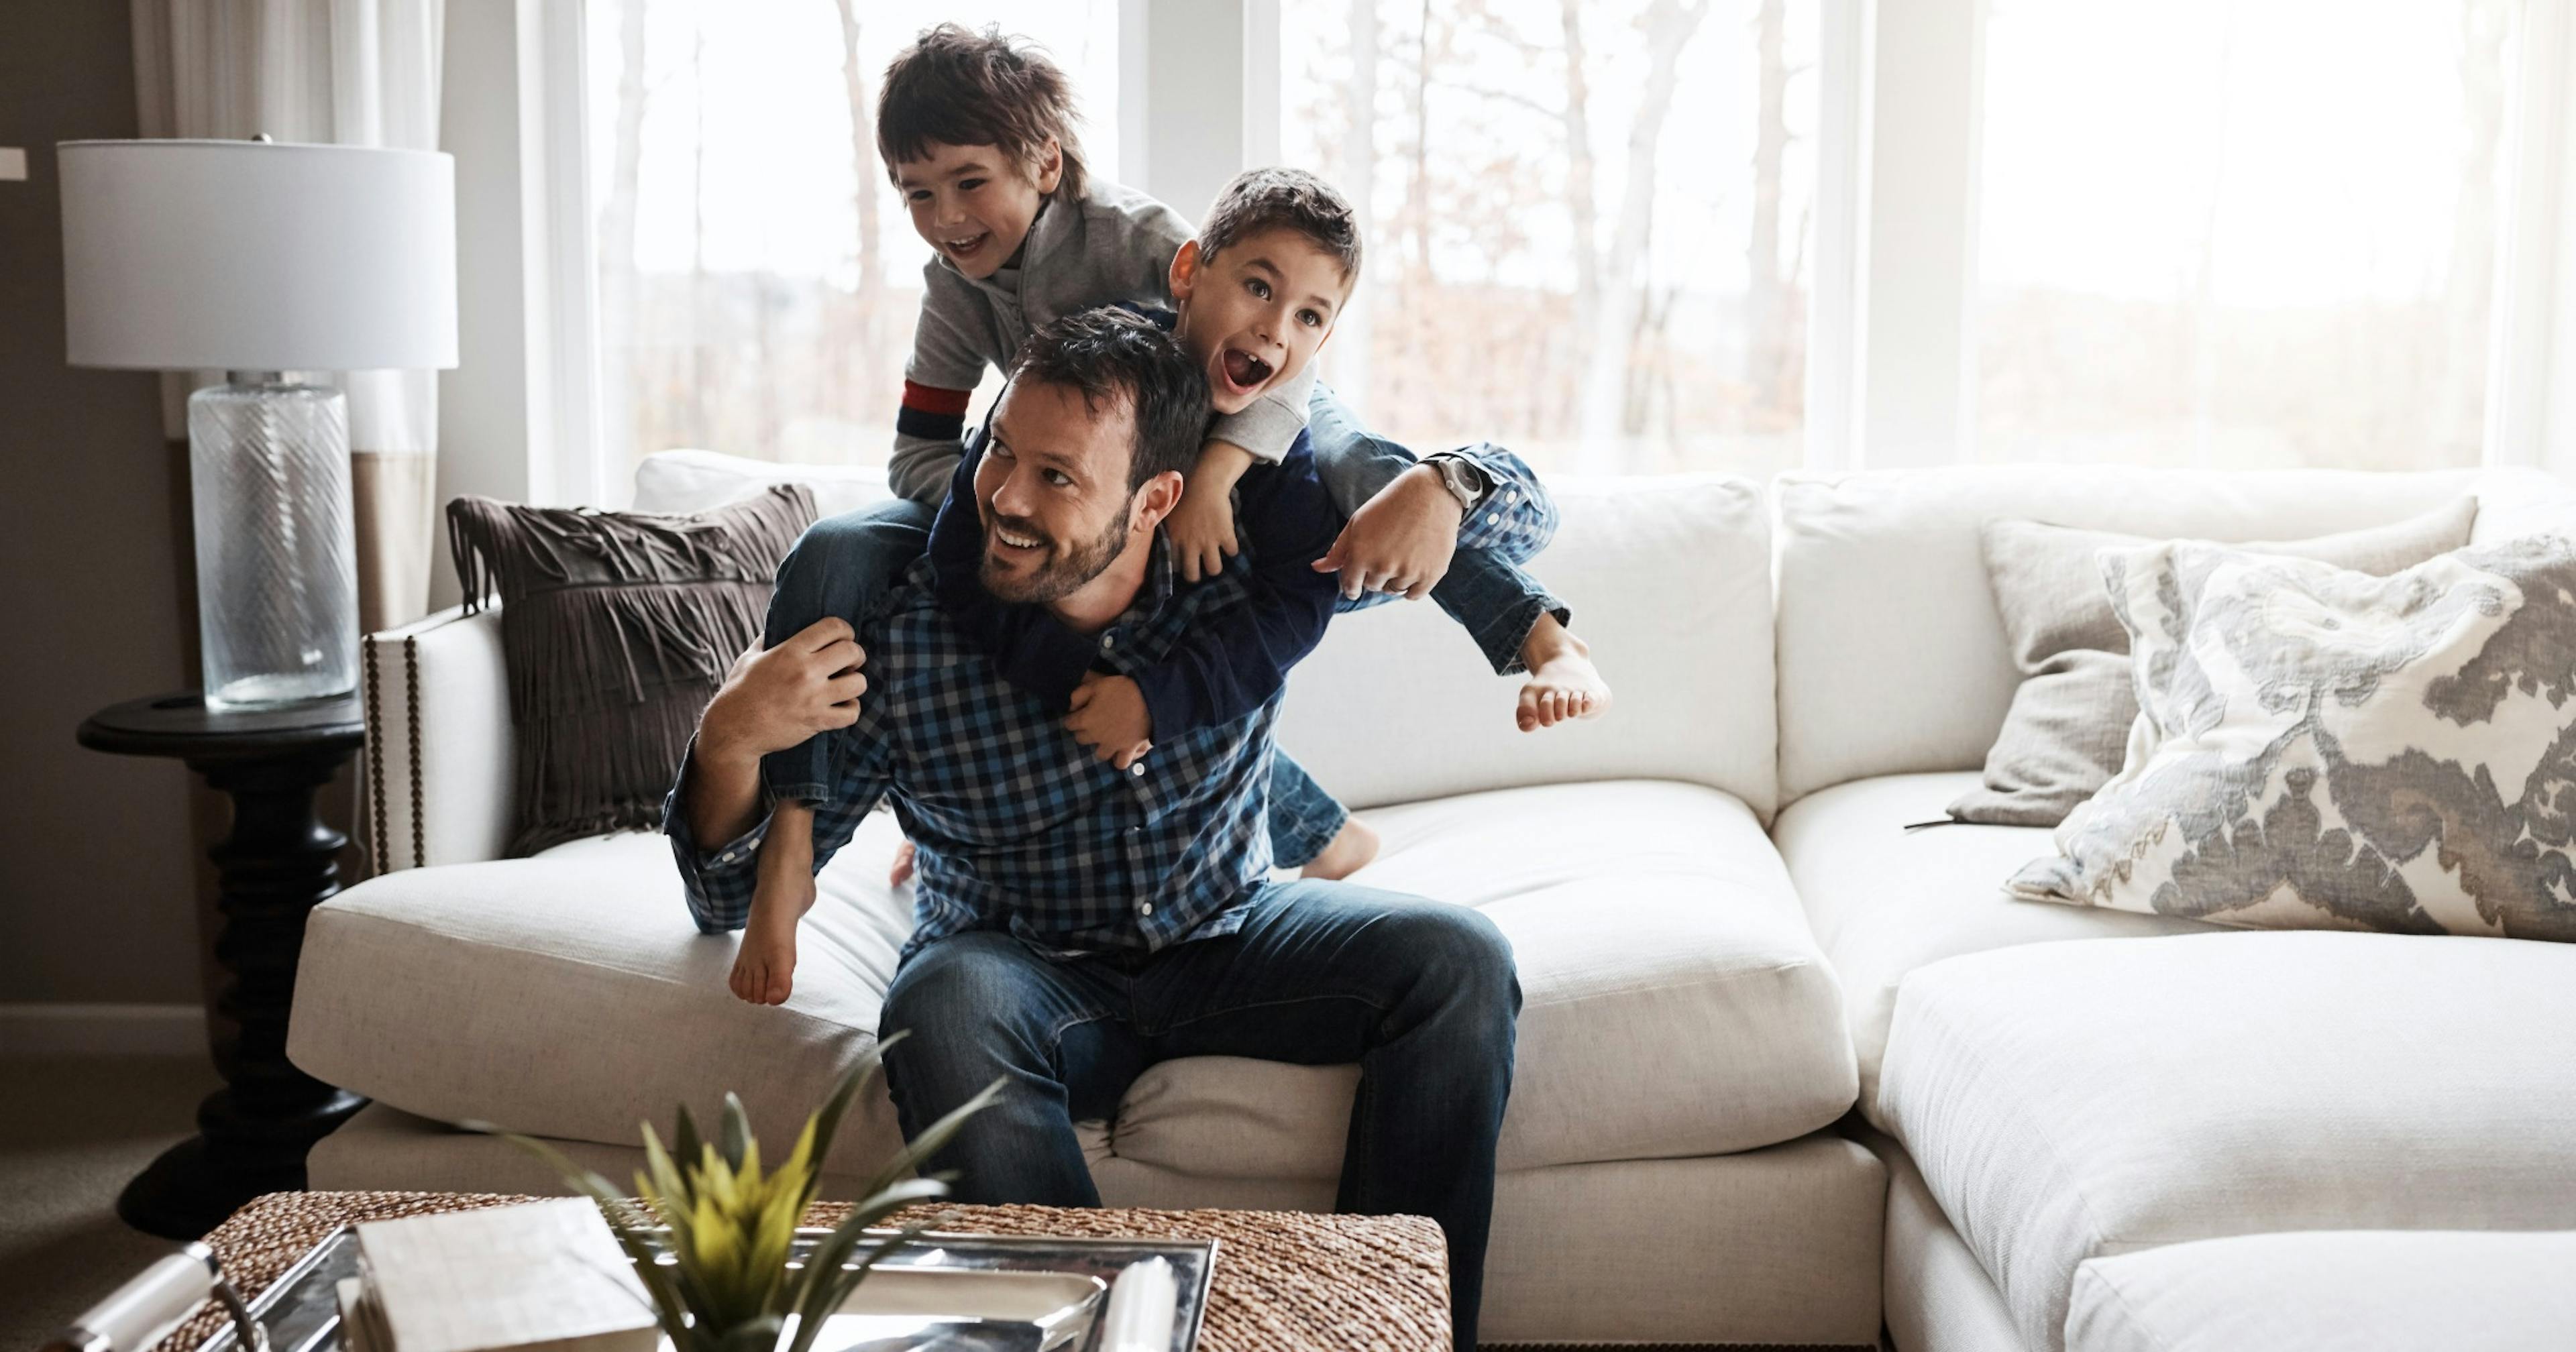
[731,803,816,1006]
[730,874,810,1006]
[890,839,916,889]
[1517,618,1611,732]
[1300,816,1380,880]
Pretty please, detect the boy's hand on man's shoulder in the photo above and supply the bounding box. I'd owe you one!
[1065,672,1153,770]
[1169,439,1256,583]
[1167,474,1242,583]
[1313,463,1464,602]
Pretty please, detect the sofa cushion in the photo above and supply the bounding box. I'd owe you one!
[1772,772,2210,1118]
[1104,781,1855,1176]
[1772,464,2564,805]
[1878,932,2576,1352]
[289,818,918,1169]
[292,779,1852,1178]
[2066,1231,2576,1352]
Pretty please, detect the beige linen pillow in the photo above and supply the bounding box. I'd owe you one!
[1950,500,2477,826]
[2010,531,2576,942]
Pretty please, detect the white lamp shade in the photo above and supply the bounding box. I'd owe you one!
[58,139,458,372]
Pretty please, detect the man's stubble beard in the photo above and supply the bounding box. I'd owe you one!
[979,494,1135,605]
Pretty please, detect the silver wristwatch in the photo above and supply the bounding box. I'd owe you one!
[1423,453,1490,512]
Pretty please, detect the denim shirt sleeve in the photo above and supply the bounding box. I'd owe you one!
[928,434,1104,712]
[663,706,896,935]
[1126,437,1342,736]
[1443,440,1561,557]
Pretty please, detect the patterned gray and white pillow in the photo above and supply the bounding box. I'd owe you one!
[2008,532,2576,942]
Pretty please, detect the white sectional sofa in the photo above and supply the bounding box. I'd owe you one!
[289,455,2576,1349]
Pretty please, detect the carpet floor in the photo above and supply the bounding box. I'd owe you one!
[1,1054,223,1349]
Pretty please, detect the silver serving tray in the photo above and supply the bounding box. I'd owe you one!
[191,1224,1215,1352]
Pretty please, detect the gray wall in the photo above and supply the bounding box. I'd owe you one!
[0,2,205,1006]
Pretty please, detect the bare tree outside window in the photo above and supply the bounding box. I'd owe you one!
[586,1,1119,479]
[1976,0,2514,470]
[1284,0,1821,477]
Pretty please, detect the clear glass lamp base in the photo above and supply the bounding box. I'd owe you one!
[189,374,358,710]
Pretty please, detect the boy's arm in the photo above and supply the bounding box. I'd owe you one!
[665,691,894,935]
[1125,441,1344,736]
[1204,360,1317,465]
[890,264,995,504]
[1433,441,1561,555]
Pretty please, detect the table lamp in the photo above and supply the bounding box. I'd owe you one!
[58,137,458,708]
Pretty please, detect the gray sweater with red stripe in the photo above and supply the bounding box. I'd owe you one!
[892,178,1316,503]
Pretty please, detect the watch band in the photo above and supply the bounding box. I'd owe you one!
[1423,453,1489,512]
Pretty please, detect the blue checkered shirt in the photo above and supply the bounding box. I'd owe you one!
[666,541,1285,960]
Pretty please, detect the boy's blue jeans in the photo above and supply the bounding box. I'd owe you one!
[877,880,1520,1349]
[757,384,1562,866]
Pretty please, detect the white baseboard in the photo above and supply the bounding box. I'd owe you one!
[0,1003,208,1056]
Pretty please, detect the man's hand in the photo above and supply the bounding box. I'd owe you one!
[1313,462,1464,601]
[1065,672,1152,769]
[1168,440,1256,583]
[698,617,868,772]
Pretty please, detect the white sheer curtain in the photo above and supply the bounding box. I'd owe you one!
[130,0,447,632]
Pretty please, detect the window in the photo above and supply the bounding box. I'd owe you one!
[1973,0,2516,469]
[1280,0,1823,477]
[585,0,1120,477]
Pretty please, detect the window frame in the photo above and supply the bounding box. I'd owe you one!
[475,0,2576,517]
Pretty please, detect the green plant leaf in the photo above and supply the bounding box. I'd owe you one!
[718,1092,752,1172]
[806,1037,893,1182]
[782,1178,953,1352]
[854,1078,1005,1202]
[716,1314,783,1352]
[642,1122,693,1213]
[672,1103,705,1180]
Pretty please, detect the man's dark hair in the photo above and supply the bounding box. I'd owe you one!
[1198,167,1363,284]
[877,24,1087,200]
[1010,308,1210,491]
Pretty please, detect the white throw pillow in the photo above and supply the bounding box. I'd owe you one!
[2009,532,2576,942]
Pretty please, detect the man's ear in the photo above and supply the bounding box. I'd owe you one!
[1167,239,1203,303]
[1032,137,1065,194]
[1128,469,1187,536]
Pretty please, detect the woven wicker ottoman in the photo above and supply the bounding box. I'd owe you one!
[150,1190,1450,1352]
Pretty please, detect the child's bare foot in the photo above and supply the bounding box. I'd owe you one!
[890,839,916,889]
[1516,618,1611,732]
[1300,817,1380,880]
[731,875,810,1005]
[731,803,816,1006]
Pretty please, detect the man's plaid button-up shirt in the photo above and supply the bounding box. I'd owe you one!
[666,532,1302,962]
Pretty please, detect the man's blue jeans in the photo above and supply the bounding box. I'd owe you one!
[877,881,1521,1349]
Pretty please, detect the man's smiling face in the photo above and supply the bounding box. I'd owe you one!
[974,378,1142,604]
[1169,227,1350,415]
[894,139,1060,280]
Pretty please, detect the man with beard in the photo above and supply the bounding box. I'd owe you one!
[665,308,1521,1347]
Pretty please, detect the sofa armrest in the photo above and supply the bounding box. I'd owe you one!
[362,605,513,870]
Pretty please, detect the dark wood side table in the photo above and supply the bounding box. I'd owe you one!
[78,691,372,1239]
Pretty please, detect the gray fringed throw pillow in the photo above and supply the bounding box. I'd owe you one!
[447,486,817,855]
[1951,500,2478,827]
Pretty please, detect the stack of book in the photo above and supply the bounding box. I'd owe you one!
[333,1200,657,1352]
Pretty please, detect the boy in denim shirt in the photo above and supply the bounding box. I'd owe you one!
[735,27,1607,1003]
